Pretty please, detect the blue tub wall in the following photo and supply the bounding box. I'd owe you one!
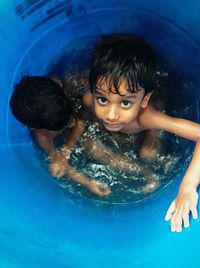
[3,0,200,144]
[1,0,200,267]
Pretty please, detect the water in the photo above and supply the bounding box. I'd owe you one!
[31,36,198,204]
[57,121,193,204]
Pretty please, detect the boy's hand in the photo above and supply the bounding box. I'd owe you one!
[50,154,111,197]
[49,155,68,178]
[87,180,111,197]
[165,185,198,232]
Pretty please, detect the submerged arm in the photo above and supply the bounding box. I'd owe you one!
[50,117,87,177]
[33,127,110,197]
[82,138,155,179]
[62,162,111,197]
[33,129,59,161]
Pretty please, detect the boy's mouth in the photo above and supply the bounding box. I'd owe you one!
[104,122,122,130]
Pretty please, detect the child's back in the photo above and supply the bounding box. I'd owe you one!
[10,75,111,197]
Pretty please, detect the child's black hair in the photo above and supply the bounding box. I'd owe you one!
[90,33,157,95]
[10,76,73,131]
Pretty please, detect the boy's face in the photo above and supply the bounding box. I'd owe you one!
[93,78,152,132]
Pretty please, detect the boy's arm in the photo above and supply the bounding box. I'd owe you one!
[165,140,199,232]
[163,118,200,232]
[63,162,111,197]
[141,106,200,232]
[82,138,156,179]
[50,118,87,177]
[50,86,93,177]
[33,129,59,161]
[33,129,110,197]
[65,118,86,151]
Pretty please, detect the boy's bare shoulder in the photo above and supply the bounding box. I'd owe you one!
[34,128,58,140]
[138,105,169,129]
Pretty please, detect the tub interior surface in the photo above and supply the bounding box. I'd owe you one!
[1,1,200,267]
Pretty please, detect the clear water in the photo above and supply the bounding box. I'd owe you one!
[32,36,198,204]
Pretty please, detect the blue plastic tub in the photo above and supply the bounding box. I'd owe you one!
[1,1,200,267]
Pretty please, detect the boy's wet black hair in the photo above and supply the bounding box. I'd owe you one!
[10,76,73,131]
[89,33,157,95]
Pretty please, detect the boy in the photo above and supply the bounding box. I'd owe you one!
[10,75,111,196]
[88,33,200,232]
[10,75,152,197]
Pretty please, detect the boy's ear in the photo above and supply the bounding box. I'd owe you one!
[141,91,153,108]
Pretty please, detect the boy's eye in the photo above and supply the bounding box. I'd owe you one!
[97,96,107,105]
[121,100,132,108]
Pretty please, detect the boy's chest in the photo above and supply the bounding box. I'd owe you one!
[121,106,153,134]
[121,120,146,135]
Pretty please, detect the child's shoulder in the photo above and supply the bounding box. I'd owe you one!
[34,128,58,139]
[138,105,168,129]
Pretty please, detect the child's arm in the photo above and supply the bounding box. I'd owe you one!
[33,129,59,161]
[50,88,93,177]
[82,138,156,179]
[50,118,86,177]
[165,141,199,232]
[163,117,200,232]
[141,106,200,232]
[33,129,110,196]
[62,163,111,196]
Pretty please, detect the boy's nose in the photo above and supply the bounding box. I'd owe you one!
[106,106,119,121]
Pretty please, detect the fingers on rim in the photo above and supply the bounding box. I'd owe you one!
[170,207,184,232]
[165,201,176,221]
[191,206,198,219]
[182,212,190,228]
[171,216,183,232]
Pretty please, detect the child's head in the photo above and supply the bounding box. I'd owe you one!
[89,34,157,132]
[90,33,157,95]
[10,76,73,131]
